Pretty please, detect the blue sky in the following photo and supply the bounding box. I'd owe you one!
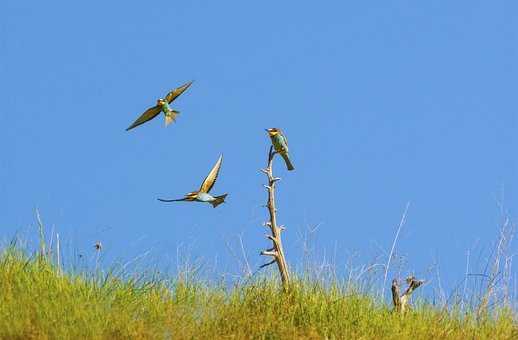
[2,1,517,296]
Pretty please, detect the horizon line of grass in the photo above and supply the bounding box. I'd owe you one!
[0,245,516,339]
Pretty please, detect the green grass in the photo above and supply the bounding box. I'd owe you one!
[0,248,516,339]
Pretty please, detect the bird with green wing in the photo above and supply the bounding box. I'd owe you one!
[158,154,228,208]
[266,128,295,171]
[126,81,193,131]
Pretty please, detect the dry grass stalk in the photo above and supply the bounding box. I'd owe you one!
[35,209,47,258]
[382,202,410,299]
[477,215,516,316]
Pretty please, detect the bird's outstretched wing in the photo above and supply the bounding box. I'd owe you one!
[199,154,223,193]
[157,197,188,202]
[126,105,162,131]
[165,81,193,103]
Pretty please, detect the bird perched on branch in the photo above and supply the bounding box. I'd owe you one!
[158,154,228,208]
[126,81,193,131]
[266,128,294,171]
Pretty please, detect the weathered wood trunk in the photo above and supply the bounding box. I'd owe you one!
[391,276,424,314]
[260,146,290,288]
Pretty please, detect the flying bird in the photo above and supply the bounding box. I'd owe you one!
[158,154,228,208]
[266,128,295,171]
[126,81,193,131]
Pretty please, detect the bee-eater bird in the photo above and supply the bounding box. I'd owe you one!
[266,128,295,171]
[158,154,228,208]
[126,81,193,131]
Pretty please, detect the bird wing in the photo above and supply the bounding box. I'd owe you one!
[126,105,162,131]
[157,197,189,202]
[272,129,288,152]
[165,81,193,103]
[198,154,223,193]
[280,131,288,151]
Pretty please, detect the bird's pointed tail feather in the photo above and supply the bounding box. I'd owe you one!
[280,153,295,171]
[165,111,179,126]
[210,194,228,208]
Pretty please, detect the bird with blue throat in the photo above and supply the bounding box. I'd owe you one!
[266,128,295,171]
[158,154,228,208]
[126,80,193,131]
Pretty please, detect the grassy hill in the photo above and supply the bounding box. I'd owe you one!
[0,247,516,339]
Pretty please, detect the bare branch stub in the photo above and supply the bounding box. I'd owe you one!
[391,279,402,312]
[391,276,424,314]
[260,146,290,288]
[259,259,277,269]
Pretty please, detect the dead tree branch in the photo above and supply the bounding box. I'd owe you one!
[391,276,424,314]
[260,146,290,288]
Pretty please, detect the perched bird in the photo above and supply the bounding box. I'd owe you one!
[266,128,295,171]
[158,154,228,208]
[126,81,193,131]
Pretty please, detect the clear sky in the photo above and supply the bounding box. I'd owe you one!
[2,1,517,296]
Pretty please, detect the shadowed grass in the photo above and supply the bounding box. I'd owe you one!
[0,248,516,339]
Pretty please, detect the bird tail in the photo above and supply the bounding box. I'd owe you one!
[280,153,295,171]
[210,194,228,208]
[165,110,180,126]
